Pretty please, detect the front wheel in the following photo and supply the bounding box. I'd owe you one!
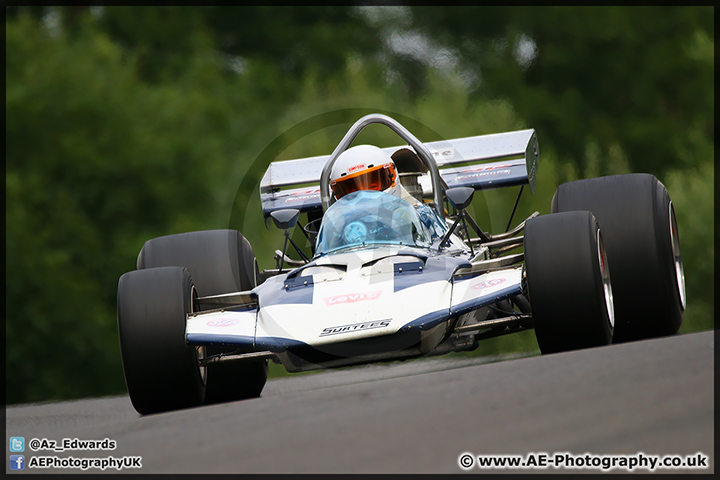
[524,211,614,354]
[136,229,267,404]
[552,174,685,342]
[117,267,205,415]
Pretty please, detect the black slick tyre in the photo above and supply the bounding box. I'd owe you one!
[552,174,685,342]
[524,211,614,354]
[117,267,205,415]
[137,230,267,404]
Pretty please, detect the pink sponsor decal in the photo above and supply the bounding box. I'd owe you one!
[324,290,382,306]
[460,164,510,173]
[471,278,507,290]
[289,188,321,196]
[206,318,240,327]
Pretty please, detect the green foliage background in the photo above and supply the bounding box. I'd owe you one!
[5,6,714,404]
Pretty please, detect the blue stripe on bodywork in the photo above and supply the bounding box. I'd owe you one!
[442,163,528,191]
[398,308,452,332]
[254,274,315,307]
[186,334,255,348]
[450,283,523,317]
[394,256,470,293]
[188,332,310,352]
[253,335,309,352]
[263,283,314,306]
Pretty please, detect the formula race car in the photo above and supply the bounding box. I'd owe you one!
[117,114,686,415]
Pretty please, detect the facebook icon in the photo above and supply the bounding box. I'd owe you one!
[9,455,25,470]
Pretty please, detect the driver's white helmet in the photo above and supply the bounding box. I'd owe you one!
[330,145,398,200]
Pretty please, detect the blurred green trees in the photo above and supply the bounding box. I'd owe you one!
[5,6,713,404]
[405,6,714,176]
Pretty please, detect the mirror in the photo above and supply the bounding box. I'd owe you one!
[445,187,475,210]
[270,208,300,231]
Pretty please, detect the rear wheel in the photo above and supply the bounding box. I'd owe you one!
[552,174,685,342]
[118,267,205,414]
[137,229,267,404]
[524,211,614,354]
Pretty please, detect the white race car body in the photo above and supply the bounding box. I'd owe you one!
[187,244,523,371]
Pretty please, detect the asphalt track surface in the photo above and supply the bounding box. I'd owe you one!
[6,330,714,474]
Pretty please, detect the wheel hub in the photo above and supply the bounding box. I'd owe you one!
[597,230,615,329]
[669,202,687,311]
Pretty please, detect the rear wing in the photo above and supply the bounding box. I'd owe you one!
[260,128,538,219]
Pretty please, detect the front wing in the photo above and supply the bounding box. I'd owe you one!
[185,266,523,359]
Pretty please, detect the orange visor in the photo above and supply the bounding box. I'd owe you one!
[331,163,397,199]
